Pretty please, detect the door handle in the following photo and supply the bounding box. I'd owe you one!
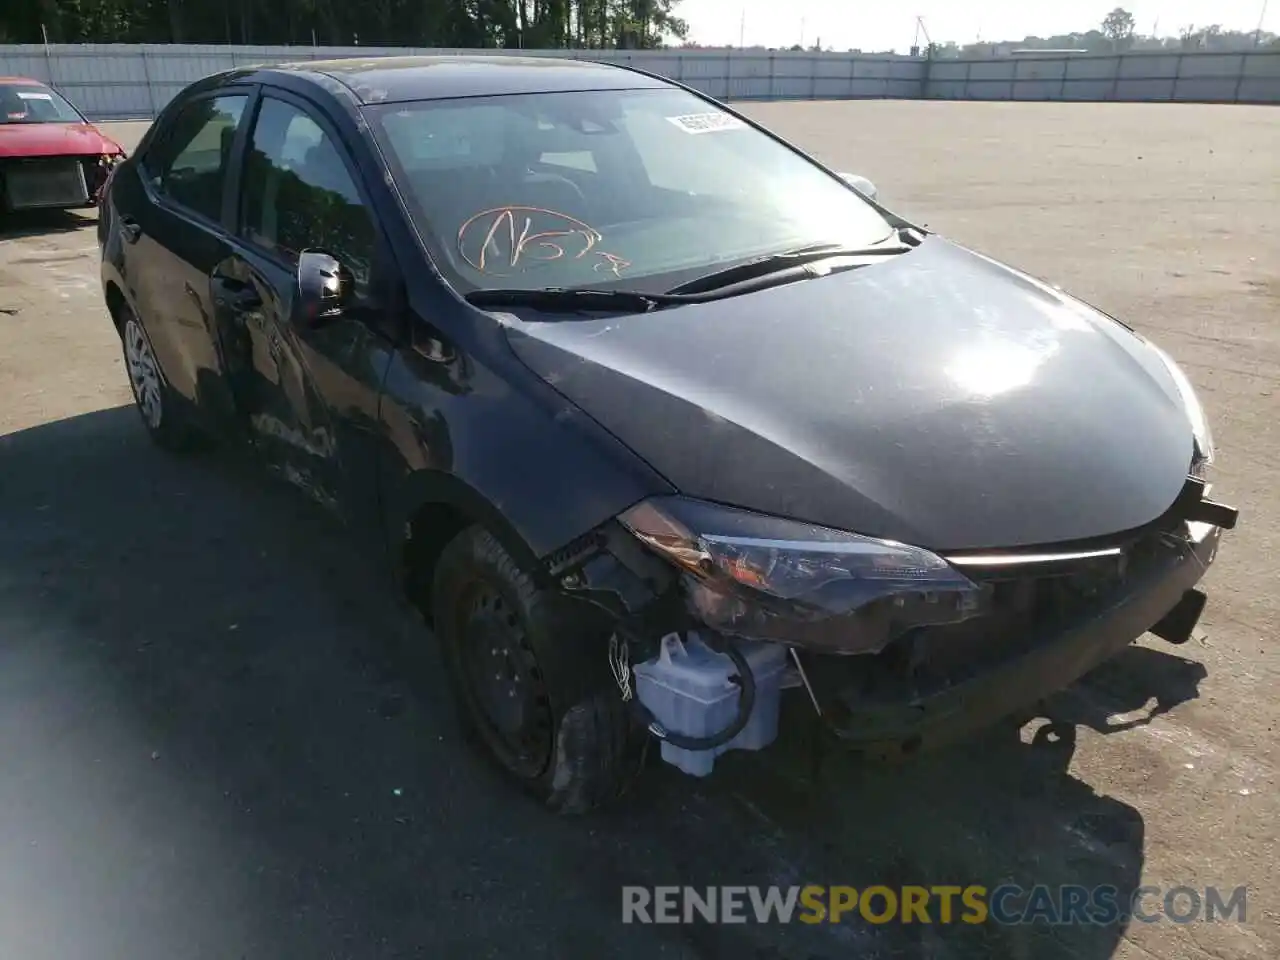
[212,276,263,311]
[118,216,142,244]
[413,331,456,364]
[230,288,263,311]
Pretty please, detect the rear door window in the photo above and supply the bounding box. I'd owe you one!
[147,94,248,223]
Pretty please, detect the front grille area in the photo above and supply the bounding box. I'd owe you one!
[2,157,90,209]
[816,530,1188,708]
[904,555,1133,682]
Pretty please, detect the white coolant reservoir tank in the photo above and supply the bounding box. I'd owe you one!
[632,632,788,777]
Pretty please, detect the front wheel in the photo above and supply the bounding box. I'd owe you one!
[432,526,646,814]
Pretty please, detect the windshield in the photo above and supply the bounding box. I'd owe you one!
[367,87,893,295]
[0,83,84,124]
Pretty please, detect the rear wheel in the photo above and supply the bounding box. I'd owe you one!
[118,310,203,453]
[432,526,646,814]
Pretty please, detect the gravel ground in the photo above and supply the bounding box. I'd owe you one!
[0,101,1275,960]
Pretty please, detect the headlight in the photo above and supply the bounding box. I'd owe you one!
[1152,345,1214,466]
[619,497,984,655]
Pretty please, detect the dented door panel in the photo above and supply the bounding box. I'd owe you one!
[211,245,388,534]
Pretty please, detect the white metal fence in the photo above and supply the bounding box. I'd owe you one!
[924,49,1280,103]
[1,44,1277,121]
[0,44,923,119]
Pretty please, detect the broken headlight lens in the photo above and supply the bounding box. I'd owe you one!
[1152,345,1214,467]
[619,496,984,655]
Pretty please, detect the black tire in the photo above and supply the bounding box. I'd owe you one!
[432,526,646,814]
[116,306,204,453]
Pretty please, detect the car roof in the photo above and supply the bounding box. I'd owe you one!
[0,76,47,85]
[259,55,670,104]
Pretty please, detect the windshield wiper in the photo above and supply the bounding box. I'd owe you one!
[465,235,920,313]
[666,239,914,296]
[465,287,692,314]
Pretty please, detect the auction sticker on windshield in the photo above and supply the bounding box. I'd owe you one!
[665,113,747,134]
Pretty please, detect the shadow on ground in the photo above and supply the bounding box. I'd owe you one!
[0,406,1206,959]
[0,208,94,240]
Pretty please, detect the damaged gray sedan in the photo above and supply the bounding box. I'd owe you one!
[98,56,1239,813]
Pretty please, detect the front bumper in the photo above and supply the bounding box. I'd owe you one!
[819,522,1222,758]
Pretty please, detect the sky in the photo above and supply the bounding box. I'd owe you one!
[680,0,1278,52]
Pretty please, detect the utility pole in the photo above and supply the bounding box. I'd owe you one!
[740,8,745,48]
[1256,0,1270,45]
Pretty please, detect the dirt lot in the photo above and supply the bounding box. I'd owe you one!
[0,101,1276,960]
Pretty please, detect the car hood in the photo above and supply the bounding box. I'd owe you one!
[501,237,1195,551]
[0,122,121,158]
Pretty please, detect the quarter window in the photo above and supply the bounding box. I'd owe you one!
[149,94,247,222]
[240,96,375,289]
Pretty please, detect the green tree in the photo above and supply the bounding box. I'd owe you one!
[1101,7,1137,50]
[0,0,687,47]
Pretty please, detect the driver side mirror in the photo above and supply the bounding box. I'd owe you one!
[295,249,352,327]
[837,172,878,202]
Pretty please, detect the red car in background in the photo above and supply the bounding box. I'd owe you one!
[0,77,125,213]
